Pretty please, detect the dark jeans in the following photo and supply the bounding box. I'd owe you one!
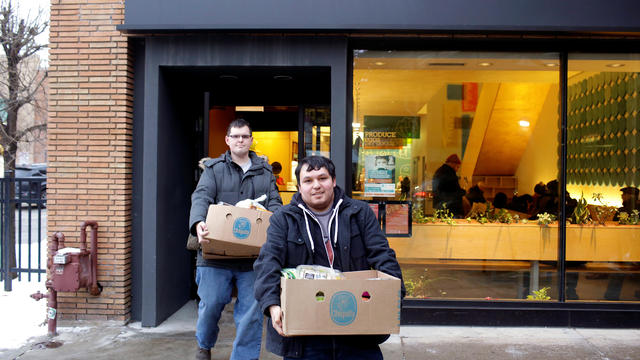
[284,337,383,360]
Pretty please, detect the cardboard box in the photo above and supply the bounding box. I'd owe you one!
[201,204,272,258]
[281,270,401,336]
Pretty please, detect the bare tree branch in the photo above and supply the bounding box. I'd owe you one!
[15,122,46,142]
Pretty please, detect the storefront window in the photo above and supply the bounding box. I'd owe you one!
[353,51,561,300]
[566,54,640,302]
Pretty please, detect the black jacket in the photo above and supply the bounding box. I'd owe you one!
[254,186,405,358]
[432,163,465,216]
[189,150,283,269]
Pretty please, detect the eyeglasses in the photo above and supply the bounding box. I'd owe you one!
[228,134,252,140]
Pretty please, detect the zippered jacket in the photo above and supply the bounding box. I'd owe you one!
[189,150,283,268]
[254,186,405,357]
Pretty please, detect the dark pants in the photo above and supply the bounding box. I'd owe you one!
[284,337,383,360]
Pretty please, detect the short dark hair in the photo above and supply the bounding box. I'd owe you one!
[271,161,282,174]
[295,156,336,184]
[227,118,252,136]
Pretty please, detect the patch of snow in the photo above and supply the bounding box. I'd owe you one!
[0,278,48,351]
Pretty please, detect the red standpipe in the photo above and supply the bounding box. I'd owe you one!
[81,220,100,296]
[30,232,65,337]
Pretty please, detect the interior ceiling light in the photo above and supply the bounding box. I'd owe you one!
[273,75,293,80]
[352,122,361,128]
[235,106,264,112]
[606,63,625,68]
[543,63,558,67]
[219,75,238,80]
[519,120,530,128]
[374,61,385,66]
[478,62,492,67]
[428,62,466,66]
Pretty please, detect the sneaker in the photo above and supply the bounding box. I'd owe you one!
[196,348,210,360]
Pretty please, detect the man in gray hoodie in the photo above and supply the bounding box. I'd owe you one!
[189,118,282,360]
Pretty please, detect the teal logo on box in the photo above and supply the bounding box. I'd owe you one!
[232,217,251,239]
[330,291,357,326]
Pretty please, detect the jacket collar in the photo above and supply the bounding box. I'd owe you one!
[222,150,269,172]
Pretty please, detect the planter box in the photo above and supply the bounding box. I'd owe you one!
[388,221,640,262]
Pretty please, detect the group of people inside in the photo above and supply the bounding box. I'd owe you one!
[189,118,404,360]
[433,153,640,222]
[432,153,640,300]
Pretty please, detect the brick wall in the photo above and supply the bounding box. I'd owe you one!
[48,0,132,322]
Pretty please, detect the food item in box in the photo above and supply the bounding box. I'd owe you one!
[235,194,268,211]
[296,265,345,280]
[281,268,297,279]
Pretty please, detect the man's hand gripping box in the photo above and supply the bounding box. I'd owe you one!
[281,270,401,335]
[201,204,272,258]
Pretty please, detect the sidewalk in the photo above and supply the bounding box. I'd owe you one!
[4,300,640,360]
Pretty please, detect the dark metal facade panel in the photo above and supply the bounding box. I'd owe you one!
[122,0,640,33]
[134,35,349,325]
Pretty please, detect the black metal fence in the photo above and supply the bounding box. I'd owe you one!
[0,176,47,291]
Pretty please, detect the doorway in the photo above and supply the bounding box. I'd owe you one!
[132,35,349,327]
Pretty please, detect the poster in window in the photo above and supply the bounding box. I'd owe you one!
[385,203,410,235]
[364,155,395,197]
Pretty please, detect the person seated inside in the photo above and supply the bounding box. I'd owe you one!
[509,194,533,214]
[492,192,508,209]
[615,186,640,219]
[465,181,487,204]
[528,182,548,215]
[271,161,285,186]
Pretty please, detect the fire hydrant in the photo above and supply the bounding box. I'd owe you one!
[31,221,102,336]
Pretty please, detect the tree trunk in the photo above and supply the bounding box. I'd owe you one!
[2,152,17,280]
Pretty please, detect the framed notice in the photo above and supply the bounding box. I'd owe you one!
[365,200,412,237]
[364,155,396,197]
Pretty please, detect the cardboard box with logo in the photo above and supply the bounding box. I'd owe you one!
[201,204,272,258]
[280,270,401,336]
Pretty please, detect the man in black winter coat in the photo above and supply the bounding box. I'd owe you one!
[432,154,466,217]
[189,119,282,360]
[254,156,405,359]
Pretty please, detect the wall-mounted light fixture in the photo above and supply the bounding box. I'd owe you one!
[235,106,264,112]
[519,120,530,128]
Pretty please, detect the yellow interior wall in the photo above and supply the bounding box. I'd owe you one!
[410,85,464,191]
[515,84,559,196]
[252,131,296,184]
[459,83,500,183]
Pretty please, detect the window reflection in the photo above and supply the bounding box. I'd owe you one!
[353,51,561,300]
[566,54,640,302]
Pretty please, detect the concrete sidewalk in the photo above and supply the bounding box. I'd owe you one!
[5,300,640,360]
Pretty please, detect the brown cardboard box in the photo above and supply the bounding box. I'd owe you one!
[201,204,272,258]
[281,270,401,336]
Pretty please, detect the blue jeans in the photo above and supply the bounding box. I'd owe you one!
[195,266,263,360]
[284,337,383,360]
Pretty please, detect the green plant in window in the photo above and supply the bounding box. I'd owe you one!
[426,204,456,225]
[591,193,617,225]
[495,208,514,224]
[536,212,556,227]
[402,268,457,298]
[570,193,591,225]
[412,207,429,224]
[618,210,640,225]
[526,287,551,301]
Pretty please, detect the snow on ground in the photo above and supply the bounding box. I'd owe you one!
[0,278,48,351]
[0,239,49,351]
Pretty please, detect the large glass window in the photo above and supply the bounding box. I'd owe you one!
[353,51,562,300]
[566,54,640,302]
